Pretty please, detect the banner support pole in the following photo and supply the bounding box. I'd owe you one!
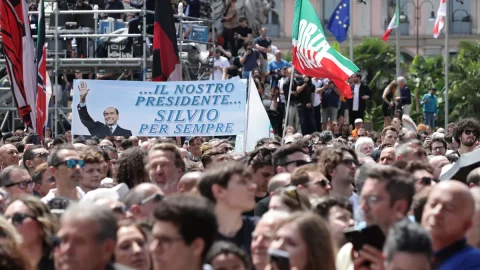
[142,0,147,81]
[179,15,183,80]
[54,6,59,137]
[281,67,295,145]
[243,76,251,153]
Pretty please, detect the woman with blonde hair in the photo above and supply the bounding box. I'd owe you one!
[382,80,399,127]
[4,195,58,269]
[268,212,336,270]
[0,216,34,270]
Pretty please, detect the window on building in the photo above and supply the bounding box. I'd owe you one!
[451,0,471,34]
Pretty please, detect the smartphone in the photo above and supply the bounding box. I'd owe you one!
[344,225,386,251]
[268,249,290,270]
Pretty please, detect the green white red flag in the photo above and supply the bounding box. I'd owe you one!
[382,4,399,41]
[291,0,359,98]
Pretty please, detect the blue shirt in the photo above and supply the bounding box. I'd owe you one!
[435,239,480,270]
[268,59,290,73]
[421,93,438,114]
[399,85,412,105]
[240,50,260,72]
[322,87,340,108]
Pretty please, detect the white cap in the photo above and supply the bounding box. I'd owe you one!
[354,118,363,124]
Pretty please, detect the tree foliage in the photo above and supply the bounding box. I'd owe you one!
[349,38,480,130]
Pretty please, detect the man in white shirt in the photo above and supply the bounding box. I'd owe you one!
[312,78,323,132]
[348,73,371,122]
[210,50,230,80]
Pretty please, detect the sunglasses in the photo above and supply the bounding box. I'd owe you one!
[5,213,37,226]
[140,193,164,205]
[341,159,359,167]
[4,180,34,190]
[111,205,127,215]
[464,130,478,136]
[281,160,311,167]
[284,186,301,206]
[310,179,330,188]
[34,152,49,159]
[54,159,85,168]
[419,177,438,185]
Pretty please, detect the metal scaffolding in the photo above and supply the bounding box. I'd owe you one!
[0,3,214,135]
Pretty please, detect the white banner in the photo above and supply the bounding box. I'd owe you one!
[72,79,247,137]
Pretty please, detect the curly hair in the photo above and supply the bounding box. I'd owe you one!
[115,148,148,188]
[453,118,480,144]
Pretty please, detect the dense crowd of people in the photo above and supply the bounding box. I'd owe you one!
[0,114,479,270]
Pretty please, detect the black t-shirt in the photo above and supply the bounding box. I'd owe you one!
[216,216,259,257]
[244,195,268,216]
[235,26,252,48]
[105,0,124,19]
[254,37,272,59]
[254,196,270,217]
[282,78,299,103]
[297,82,313,105]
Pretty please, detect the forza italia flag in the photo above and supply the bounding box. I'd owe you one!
[291,0,358,98]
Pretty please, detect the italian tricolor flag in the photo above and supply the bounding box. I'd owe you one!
[291,0,359,99]
[382,5,399,41]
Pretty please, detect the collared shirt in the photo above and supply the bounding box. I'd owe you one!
[421,93,438,114]
[353,83,360,111]
[108,124,118,134]
[433,238,480,270]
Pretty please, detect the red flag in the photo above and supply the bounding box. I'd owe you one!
[0,0,38,130]
[152,0,182,81]
[36,0,47,140]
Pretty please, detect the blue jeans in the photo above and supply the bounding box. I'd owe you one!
[424,112,435,128]
[242,71,251,79]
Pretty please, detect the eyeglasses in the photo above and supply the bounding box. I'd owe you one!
[34,152,49,159]
[341,159,359,167]
[464,130,478,136]
[417,177,438,185]
[111,205,127,215]
[5,213,37,226]
[54,159,85,168]
[4,180,34,190]
[359,195,384,208]
[284,186,301,206]
[281,160,311,167]
[140,193,164,205]
[307,179,330,188]
[248,147,275,165]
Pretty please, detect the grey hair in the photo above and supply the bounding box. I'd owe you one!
[397,76,406,84]
[355,163,384,193]
[355,137,374,155]
[395,139,422,158]
[0,166,29,187]
[62,202,117,243]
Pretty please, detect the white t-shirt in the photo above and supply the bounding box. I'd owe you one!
[353,83,360,111]
[210,56,230,80]
[312,78,323,107]
[41,187,85,204]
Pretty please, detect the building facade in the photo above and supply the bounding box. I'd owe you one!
[265,0,479,58]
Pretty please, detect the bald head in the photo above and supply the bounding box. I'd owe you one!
[422,181,474,251]
[267,172,291,193]
[177,171,203,193]
[0,144,19,169]
[404,131,417,140]
[467,187,480,248]
[429,156,450,179]
[140,141,152,151]
[73,143,87,153]
[99,140,113,147]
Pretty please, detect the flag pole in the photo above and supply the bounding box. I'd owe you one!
[349,0,353,60]
[281,67,295,145]
[395,0,400,79]
[444,1,449,129]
